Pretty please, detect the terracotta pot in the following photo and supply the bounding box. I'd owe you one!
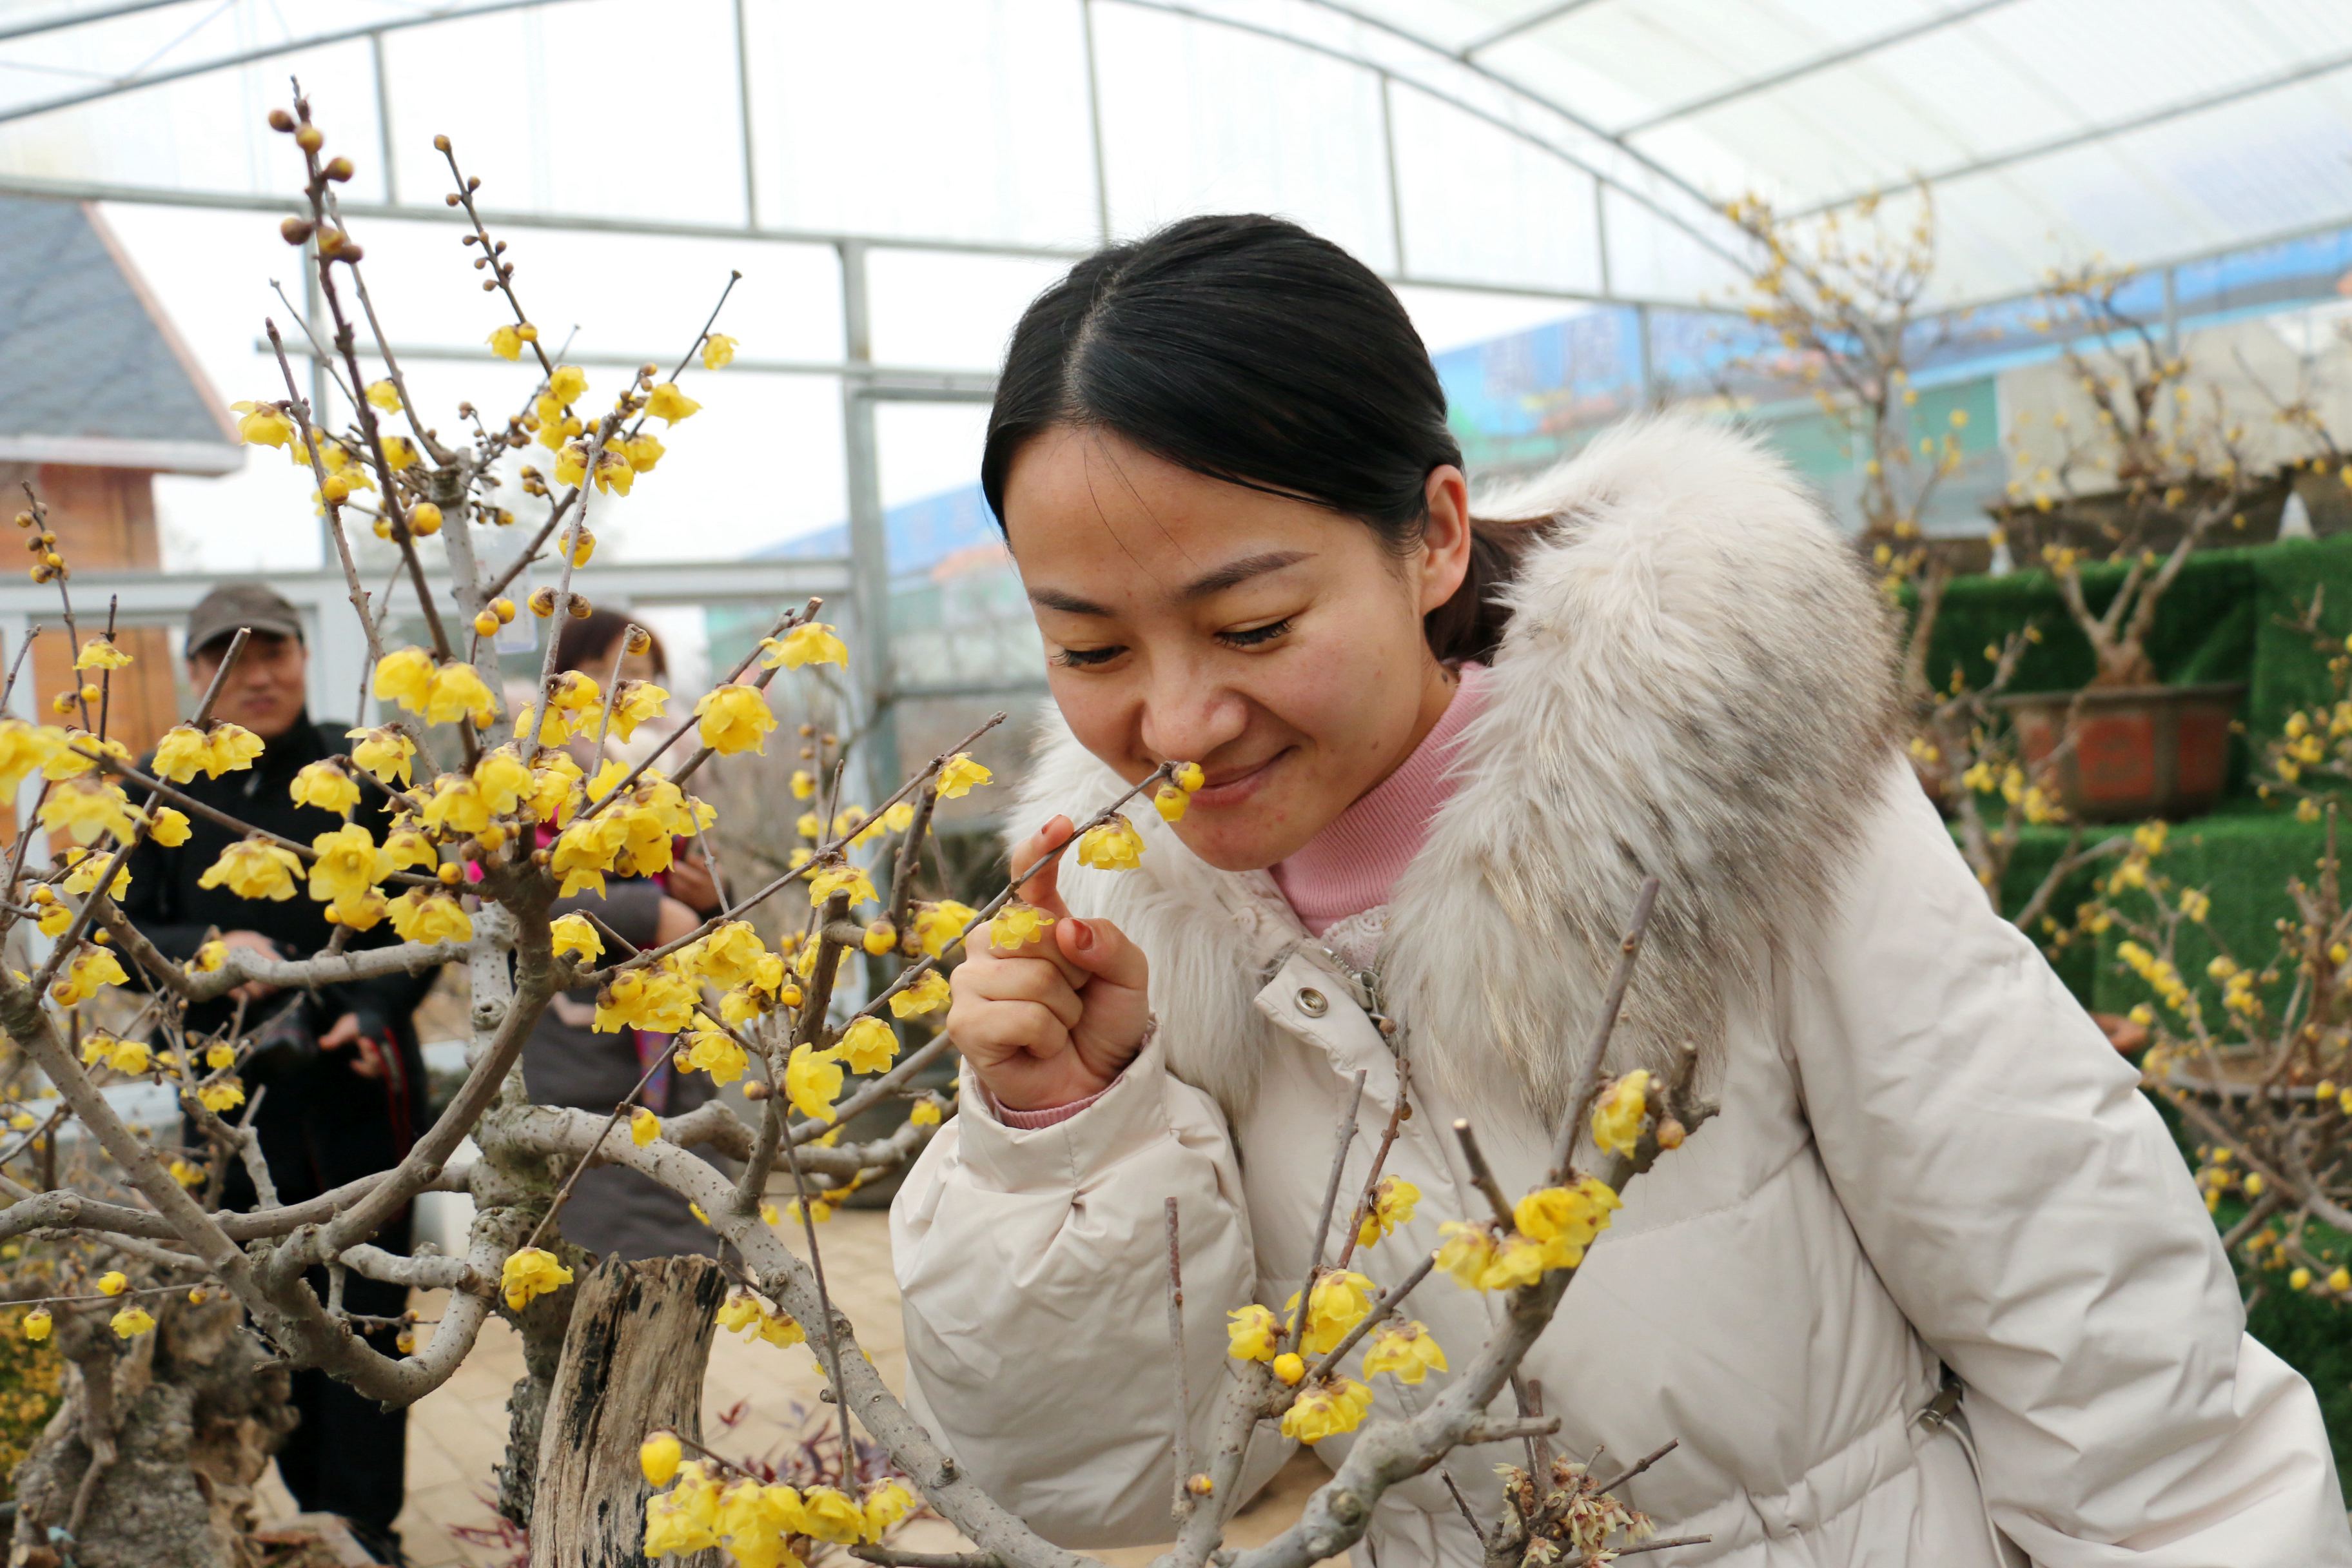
[1994,681,2245,822]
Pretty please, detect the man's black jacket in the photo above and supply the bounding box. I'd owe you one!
[119,712,437,1204]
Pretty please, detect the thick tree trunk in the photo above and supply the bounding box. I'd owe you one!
[527,1255,727,1568]
[9,1295,295,1568]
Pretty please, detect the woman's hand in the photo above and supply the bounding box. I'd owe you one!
[948,816,1151,1112]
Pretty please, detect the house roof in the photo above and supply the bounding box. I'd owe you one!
[0,195,240,474]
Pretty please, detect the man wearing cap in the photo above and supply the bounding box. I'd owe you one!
[120,583,437,1563]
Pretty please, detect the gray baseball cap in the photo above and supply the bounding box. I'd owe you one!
[184,583,304,659]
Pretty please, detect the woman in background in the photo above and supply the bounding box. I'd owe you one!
[519,609,729,1261]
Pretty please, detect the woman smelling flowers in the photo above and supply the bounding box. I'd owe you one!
[891,216,2349,1564]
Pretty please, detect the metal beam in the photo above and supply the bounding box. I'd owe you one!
[0,173,1700,310]
[733,0,760,229]
[264,335,999,397]
[1458,0,1603,59]
[369,30,397,205]
[1613,0,2024,139]
[1796,46,2352,220]
[1106,0,1745,283]
[837,240,899,792]
[0,0,187,44]
[1081,0,1113,245]
[0,0,602,126]
[1378,72,1406,275]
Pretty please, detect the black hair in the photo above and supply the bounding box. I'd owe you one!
[980,213,1532,663]
[555,608,666,678]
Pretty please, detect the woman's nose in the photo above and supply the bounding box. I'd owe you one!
[1138,669,1246,766]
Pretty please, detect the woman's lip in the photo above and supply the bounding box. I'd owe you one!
[1188,751,1288,808]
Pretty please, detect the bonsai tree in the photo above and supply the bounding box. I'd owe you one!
[0,88,1720,1568]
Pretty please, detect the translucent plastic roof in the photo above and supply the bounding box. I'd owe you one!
[1,0,2346,311]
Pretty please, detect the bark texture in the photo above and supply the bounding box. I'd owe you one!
[527,1254,727,1568]
[8,1295,295,1568]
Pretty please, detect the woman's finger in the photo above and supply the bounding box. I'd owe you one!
[1009,816,1076,919]
[959,954,1084,1030]
[950,999,1074,1064]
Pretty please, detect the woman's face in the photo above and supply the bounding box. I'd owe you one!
[1003,427,1471,872]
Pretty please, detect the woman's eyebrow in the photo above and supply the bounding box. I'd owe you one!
[1178,550,1313,600]
[1028,551,1314,616]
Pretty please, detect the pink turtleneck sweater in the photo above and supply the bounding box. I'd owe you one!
[994,663,1488,1127]
[1269,661,1489,936]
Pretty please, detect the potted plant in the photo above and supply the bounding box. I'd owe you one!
[1986,264,2313,821]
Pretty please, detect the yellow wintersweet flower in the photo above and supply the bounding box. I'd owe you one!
[791,1484,862,1545]
[631,1106,661,1147]
[527,750,584,827]
[640,1431,682,1486]
[1590,1069,1651,1159]
[1279,1376,1371,1444]
[206,1042,235,1070]
[1513,1177,1622,1271]
[74,637,131,672]
[231,400,294,447]
[191,939,226,974]
[987,902,1054,952]
[308,823,388,906]
[551,812,628,897]
[861,1480,915,1542]
[1172,761,1205,793]
[1435,1220,1496,1289]
[487,324,527,361]
[1284,1269,1374,1357]
[150,725,208,784]
[700,333,738,370]
[807,862,877,909]
[110,1306,156,1339]
[427,662,498,729]
[147,807,191,847]
[1356,1175,1420,1250]
[290,759,361,816]
[594,967,696,1034]
[547,364,588,406]
[0,719,64,792]
[1226,1303,1280,1362]
[550,912,603,964]
[643,1469,722,1555]
[104,1038,150,1075]
[206,723,265,774]
[692,684,776,756]
[910,1098,943,1127]
[199,838,304,901]
[1362,1322,1446,1386]
[883,801,916,834]
[622,433,665,473]
[607,681,669,742]
[680,1026,749,1085]
[935,752,991,799]
[501,1246,574,1311]
[1154,783,1188,822]
[373,647,435,714]
[39,778,135,847]
[169,1157,206,1187]
[645,383,701,424]
[422,775,491,839]
[696,921,767,988]
[473,747,533,818]
[346,726,416,788]
[837,1016,897,1075]
[761,622,849,671]
[365,378,402,412]
[98,1270,128,1296]
[1273,1352,1306,1385]
[21,1308,50,1341]
[791,769,816,800]
[912,899,977,957]
[785,1043,845,1122]
[889,968,950,1019]
[386,889,473,947]
[380,436,420,471]
[197,1078,246,1114]
[1077,815,1146,872]
[52,946,128,1005]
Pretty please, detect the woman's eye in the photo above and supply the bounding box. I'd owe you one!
[1219,617,1293,649]
[1052,645,1125,669]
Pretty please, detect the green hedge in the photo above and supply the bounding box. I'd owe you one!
[1929,538,2352,1493]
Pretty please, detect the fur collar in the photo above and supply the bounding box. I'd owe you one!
[1004,414,1902,1124]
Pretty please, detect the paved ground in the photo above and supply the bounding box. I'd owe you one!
[255,1208,1338,1567]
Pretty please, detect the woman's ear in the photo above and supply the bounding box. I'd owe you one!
[1416,465,1475,616]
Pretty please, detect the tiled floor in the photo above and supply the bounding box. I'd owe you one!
[256,1208,1338,1567]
